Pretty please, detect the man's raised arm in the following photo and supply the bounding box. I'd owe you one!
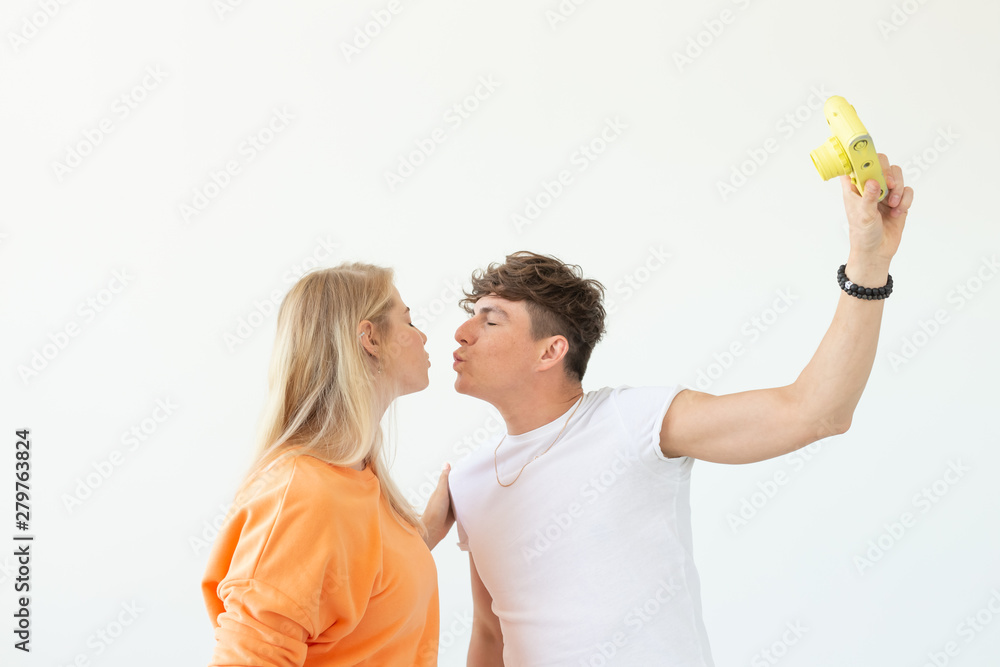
[661,154,913,464]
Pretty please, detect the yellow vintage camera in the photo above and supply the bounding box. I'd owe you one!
[811,96,887,201]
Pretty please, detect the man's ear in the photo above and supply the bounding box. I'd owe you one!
[536,335,569,372]
[358,320,379,357]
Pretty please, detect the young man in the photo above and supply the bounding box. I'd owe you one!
[447,156,913,665]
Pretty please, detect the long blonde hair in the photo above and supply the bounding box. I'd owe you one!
[238,262,422,532]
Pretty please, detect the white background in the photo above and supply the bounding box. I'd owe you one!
[3,0,998,665]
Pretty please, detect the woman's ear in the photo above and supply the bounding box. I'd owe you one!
[358,320,379,357]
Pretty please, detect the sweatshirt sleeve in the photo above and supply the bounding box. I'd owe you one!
[204,456,383,665]
[209,578,311,667]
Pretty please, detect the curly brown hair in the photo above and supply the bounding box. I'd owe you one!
[460,251,607,381]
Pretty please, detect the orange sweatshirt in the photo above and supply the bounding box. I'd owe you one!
[202,453,439,666]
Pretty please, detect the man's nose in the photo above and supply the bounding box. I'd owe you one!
[455,319,472,345]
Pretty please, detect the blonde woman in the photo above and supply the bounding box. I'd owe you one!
[202,263,453,666]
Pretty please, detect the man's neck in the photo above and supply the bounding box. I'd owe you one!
[495,384,584,436]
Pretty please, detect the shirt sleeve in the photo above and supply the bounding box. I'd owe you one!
[209,578,311,667]
[611,384,688,465]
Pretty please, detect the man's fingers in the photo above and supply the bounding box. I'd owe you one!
[839,174,860,198]
[839,173,879,203]
[885,163,905,207]
[862,178,881,204]
[891,186,914,218]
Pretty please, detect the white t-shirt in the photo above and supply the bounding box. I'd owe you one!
[449,386,715,666]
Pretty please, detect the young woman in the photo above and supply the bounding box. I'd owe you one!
[202,263,453,666]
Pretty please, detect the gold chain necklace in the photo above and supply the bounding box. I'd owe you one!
[494,394,584,488]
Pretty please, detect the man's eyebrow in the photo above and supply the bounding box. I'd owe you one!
[478,305,509,320]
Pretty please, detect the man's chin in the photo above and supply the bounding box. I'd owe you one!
[453,376,480,399]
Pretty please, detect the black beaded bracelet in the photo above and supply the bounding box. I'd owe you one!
[837,264,893,300]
